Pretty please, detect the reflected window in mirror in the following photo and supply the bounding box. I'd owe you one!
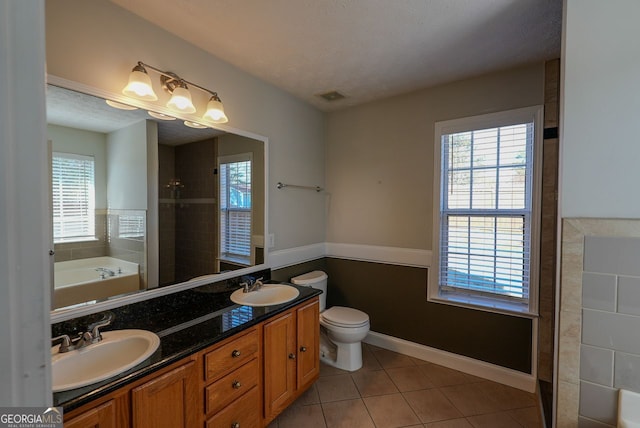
[219,154,252,269]
[52,152,96,243]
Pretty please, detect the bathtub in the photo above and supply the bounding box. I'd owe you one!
[54,256,140,309]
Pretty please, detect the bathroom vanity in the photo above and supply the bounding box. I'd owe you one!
[53,280,321,427]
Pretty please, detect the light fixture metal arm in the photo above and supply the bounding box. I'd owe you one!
[137,61,218,97]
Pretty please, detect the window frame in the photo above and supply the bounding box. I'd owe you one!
[429,106,543,317]
[218,152,253,265]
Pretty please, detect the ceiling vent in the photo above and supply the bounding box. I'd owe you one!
[317,90,346,102]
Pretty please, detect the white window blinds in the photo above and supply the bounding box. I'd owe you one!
[439,123,534,303]
[219,156,252,259]
[52,152,96,242]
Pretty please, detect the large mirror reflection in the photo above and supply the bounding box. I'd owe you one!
[46,84,265,311]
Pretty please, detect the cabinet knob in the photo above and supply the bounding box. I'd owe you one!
[231,423,240,428]
[288,353,296,360]
[300,346,307,352]
[232,380,242,389]
[231,349,241,358]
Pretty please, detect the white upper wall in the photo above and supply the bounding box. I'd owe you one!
[561,0,640,217]
[45,0,326,251]
[326,63,544,249]
[48,124,108,209]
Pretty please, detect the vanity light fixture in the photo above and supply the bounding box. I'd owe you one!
[123,61,228,123]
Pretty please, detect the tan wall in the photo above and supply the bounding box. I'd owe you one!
[325,63,544,249]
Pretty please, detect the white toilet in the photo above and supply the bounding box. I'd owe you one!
[291,270,370,371]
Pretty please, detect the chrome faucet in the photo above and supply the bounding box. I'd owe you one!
[95,267,116,277]
[51,312,114,353]
[241,277,264,293]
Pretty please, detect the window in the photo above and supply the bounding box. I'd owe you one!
[117,213,146,240]
[52,152,96,243]
[430,107,542,315]
[219,154,252,263]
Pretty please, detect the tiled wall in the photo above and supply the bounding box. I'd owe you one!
[107,209,146,288]
[580,236,640,426]
[53,212,108,262]
[557,219,640,427]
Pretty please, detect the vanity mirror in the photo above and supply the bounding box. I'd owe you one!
[46,81,267,313]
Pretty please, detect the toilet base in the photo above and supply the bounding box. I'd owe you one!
[320,338,363,372]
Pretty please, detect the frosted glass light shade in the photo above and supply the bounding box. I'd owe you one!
[202,97,228,123]
[166,87,196,113]
[122,70,157,101]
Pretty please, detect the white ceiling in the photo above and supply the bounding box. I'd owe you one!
[110,0,562,111]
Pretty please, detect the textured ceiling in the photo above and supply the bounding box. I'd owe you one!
[47,85,224,145]
[110,0,562,111]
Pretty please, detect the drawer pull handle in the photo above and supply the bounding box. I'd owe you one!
[300,346,307,352]
[232,380,242,389]
[231,349,241,358]
[288,353,296,360]
[231,423,240,428]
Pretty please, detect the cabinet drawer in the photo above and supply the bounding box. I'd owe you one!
[205,329,258,381]
[205,386,260,428]
[205,358,259,415]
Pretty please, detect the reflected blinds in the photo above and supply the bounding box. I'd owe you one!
[219,158,252,258]
[439,123,534,301]
[52,152,96,242]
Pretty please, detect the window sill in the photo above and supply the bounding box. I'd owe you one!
[219,255,251,267]
[428,293,538,319]
[54,237,99,245]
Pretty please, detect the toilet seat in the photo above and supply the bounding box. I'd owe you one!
[321,306,369,328]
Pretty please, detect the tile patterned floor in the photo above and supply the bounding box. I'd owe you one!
[267,344,543,428]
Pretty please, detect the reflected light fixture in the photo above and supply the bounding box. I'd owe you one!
[105,99,138,110]
[148,111,176,121]
[122,61,228,123]
[184,120,207,129]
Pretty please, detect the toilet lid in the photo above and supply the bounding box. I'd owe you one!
[321,306,369,328]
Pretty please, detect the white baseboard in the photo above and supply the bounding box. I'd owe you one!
[364,331,537,393]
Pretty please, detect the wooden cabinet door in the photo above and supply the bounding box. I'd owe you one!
[65,400,117,428]
[131,360,198,428]
[263,310,296,420]
[296,298,320,390]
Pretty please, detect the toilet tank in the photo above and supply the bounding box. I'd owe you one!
[291,270,328,311]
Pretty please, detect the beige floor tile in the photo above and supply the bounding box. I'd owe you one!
[439,382,504,416]
[372,348,417,369]
[466,411,522,428]
[483,382,537,411]
[316,374,361,403]
[508,406,544,427]
[403,389,463,423]
[426,418,474,428]
[418,364,475,387]
[363,393,421,428]
[351,369,399,397]
[386,366,435,391]
[322,399,375,428]
[295,382,321,406]
[278,403,327,428]
[320,362,350,377]
[358,345,383,371]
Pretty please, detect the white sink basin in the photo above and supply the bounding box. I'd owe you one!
[52,329,160,392]
[230,284,300,307]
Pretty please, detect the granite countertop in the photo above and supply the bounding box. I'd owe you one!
[52,281,321,412]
